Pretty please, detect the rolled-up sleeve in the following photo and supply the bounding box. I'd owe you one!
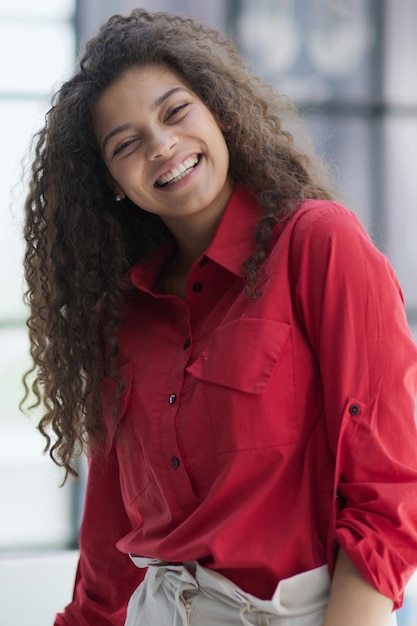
[292,202,417,608]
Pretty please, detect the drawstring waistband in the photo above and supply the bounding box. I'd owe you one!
[125,556,333,626]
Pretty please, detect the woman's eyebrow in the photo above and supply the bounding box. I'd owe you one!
[102,123,134,153]
[151,86,186,111]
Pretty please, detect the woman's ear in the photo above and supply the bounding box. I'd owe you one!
[107,175,126,202]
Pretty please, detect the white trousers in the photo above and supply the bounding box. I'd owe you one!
[125,558,336,626]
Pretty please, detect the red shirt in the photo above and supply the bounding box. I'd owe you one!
[56,186,417,626]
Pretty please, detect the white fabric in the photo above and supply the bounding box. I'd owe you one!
[125,558,333,625]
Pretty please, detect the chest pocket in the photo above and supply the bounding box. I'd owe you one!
[186,318,298,451]
[101,361,151,505]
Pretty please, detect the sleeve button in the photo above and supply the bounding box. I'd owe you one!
[349,404,360,415]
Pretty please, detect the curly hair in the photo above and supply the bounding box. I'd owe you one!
[22,8,334,479]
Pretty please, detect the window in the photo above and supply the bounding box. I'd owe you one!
[234,0,417,341]
[0,0,77,551]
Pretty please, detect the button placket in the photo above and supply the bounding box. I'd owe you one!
[188,257,208,294]
[156,300,197,508]
[167,392,182,470]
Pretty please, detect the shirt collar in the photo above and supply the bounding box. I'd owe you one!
[204,183,262,277]
[127,184,261,291]
[128,241,174,293]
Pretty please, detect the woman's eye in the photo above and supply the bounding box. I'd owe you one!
[167,103,188,119]
[113,139,137,157]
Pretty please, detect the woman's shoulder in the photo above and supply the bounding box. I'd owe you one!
[267,198,385,280]
[292,198,363,229]
[285,199,372,250]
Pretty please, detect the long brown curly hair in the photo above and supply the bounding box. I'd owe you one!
[22,8,334,479]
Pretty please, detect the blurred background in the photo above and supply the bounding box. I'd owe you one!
[0,0,416,624]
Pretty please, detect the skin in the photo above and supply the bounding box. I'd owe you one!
[94,65,395,622]
[323,548,394,626]
[94,64,234,297]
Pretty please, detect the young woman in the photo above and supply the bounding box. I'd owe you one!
[23,8,417,626]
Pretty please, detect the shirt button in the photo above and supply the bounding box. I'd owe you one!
[171,456,180,469]
[199,257,208,267]
[192,282,202,292]
[169,393,177,405]
[183,338,191,349]
[349,404,360,415]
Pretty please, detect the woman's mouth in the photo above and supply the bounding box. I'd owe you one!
[155,155,201,188]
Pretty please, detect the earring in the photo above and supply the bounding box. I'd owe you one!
[115,193,124,202]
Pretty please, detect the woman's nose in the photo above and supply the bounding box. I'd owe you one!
[146,126,178,160]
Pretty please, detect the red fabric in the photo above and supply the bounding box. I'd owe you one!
[56,186,417,624]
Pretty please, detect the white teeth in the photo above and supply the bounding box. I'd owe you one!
[157,155,199,186]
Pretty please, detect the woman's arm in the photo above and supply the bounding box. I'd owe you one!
[323,548,394,626]
[291,203,417,607]
[54,443,144,626]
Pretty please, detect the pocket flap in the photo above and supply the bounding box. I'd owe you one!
[186,318,291,393]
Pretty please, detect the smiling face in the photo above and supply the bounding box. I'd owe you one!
[93,64,234,232]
